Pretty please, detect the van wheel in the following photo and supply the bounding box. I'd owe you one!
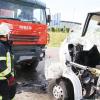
[47,79,74,100]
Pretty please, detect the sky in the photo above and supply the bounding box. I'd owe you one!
[43,0,100,23]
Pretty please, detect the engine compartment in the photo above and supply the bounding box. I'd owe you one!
[68,44,100,68]
[68,44,100,98]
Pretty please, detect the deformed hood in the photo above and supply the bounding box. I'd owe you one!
[67,30,100,53]
[81,32,100,53]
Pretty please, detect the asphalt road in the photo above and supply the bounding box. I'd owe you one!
[15,47,59,100]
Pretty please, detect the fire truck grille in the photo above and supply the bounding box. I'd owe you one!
[9,34,39,42]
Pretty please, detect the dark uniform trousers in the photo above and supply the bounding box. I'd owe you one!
[0,80,10,100]
[0,42,16,100]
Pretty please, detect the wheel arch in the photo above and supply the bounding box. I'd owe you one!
[62,73,83,100]
[47,77,74,100]
[61,77,74,100]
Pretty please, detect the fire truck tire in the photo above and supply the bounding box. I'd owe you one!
[47,78,74,100]
[32,59,39,72]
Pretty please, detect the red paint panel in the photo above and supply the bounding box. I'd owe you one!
[0,19,48,45]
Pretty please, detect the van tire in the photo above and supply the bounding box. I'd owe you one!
[47,78,74,100]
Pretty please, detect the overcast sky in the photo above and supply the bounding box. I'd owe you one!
[43,0,100,23]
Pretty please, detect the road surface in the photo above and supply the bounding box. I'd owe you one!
[15,47,59,100]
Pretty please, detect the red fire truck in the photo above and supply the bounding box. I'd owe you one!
[0,0,50,70]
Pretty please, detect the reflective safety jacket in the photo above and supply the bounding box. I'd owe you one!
[0,42,14,80]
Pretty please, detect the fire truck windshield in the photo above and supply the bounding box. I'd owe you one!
[0,1,46,24]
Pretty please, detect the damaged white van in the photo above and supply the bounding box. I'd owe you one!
[45,12,100,100]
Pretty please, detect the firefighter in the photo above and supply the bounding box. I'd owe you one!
[0,23,16,100]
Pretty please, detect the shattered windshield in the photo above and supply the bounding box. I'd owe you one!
[0,1,46,24]
[86,15,100,34]
[84,14,100,46]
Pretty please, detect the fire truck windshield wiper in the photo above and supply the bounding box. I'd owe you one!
[22,20,41,24]
[0,17,20,21]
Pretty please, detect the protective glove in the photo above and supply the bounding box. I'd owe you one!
[7,76,16,86]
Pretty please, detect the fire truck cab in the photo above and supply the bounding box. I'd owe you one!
[0,0,50,69]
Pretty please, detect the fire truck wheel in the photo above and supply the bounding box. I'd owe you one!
[31,59,39,72]
[47,78,74,100]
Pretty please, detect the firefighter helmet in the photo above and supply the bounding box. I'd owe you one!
[0,22,10,36]
[0,22,11,40]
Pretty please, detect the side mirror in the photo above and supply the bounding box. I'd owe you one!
[47,15,51,23]
[46,8,51,24]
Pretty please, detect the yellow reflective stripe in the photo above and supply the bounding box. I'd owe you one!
[0,96,2,100]
[0,52,11,77]
[11,72,14,76]
[0,57,6,60]
[0,76,6,80]
[6,51,11,68]
[0,68,11,76]
[12,55,14,59]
